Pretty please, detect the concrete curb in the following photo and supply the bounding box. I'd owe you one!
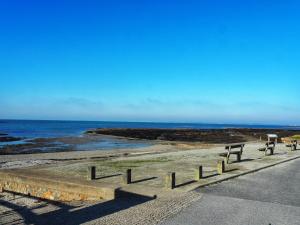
[0,170,117,201]
[190,155,300,191]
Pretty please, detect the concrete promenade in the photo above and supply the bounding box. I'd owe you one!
[162,158,300,225]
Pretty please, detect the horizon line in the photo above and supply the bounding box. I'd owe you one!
[0,118,299,127]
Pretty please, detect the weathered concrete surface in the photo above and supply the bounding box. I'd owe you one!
[0,169,117,201]
[161,158,300,225]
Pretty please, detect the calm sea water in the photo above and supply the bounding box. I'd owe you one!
[0,119,299,139]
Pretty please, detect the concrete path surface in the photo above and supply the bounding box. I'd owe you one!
[161,158,300,225]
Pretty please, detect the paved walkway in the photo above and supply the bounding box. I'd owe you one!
[161,158,300,225]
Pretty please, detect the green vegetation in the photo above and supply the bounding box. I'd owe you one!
[291,135,300,140]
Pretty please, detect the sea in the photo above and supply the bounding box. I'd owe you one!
[1,119,299,138]
[0,120,299,152]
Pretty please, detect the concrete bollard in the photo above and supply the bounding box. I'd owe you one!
[165,172,176,189]
[195,166,203,181]
[237,153,241,162]
[87,166,96,180]
[123,169,132,184]
[217,160,225,175]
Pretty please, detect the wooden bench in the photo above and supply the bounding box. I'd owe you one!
[281,138,298,151]
[258,141,275,156]
[219,143,245,163]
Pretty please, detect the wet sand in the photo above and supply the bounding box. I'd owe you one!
[0,134,154,155]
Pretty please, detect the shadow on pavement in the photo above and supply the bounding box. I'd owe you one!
[95,173,122,180]
[175,180,196,188]
[0,190,155,225]
[231,158,254,164]
[131,176,157,184]
[203,173,218,179]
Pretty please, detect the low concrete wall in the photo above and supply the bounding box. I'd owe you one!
[0,170,116,201]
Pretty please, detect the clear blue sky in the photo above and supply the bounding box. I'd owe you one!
[0,0,299,125]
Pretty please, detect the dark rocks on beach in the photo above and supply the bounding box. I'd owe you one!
[0,139,73,155]
[0,136,22,142]
[86,128,300,144]
[86,128,245,143]
[0,132,23,142]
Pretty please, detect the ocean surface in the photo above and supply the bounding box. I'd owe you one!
[0,120,299,152]
[0,119,299,139]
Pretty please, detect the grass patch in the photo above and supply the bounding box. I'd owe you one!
[291,135,300,140]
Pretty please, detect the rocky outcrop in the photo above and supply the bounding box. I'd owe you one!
[86,128,300,144]
[0,136,22,142]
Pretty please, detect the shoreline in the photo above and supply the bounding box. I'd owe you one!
[0,128,299,155]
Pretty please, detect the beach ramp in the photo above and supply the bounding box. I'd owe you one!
[0,169,117,201]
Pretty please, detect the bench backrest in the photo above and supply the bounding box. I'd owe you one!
[267,134,278,144]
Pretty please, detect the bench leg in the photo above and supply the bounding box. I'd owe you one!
[270,148,274,155]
